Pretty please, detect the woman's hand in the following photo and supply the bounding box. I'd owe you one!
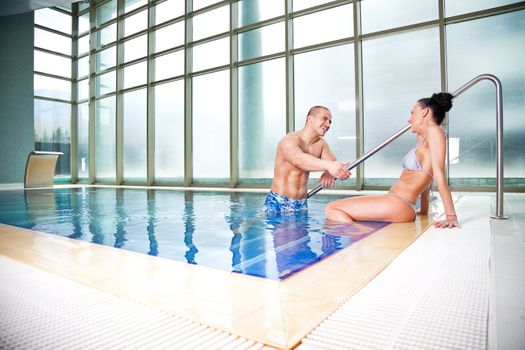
[434,214,460,228]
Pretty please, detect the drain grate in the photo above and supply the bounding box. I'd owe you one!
[299,197,490,350]
[0,256,266,350]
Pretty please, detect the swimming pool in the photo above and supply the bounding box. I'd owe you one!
[0,187,387,280]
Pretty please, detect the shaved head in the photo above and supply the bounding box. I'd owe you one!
[307,106,330,118]
[305,105,331,125]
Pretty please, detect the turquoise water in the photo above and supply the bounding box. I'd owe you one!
[0,187,387,280]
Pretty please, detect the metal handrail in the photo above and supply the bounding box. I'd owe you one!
[307,74,506,219]
[307,124,411,198]
[451,74,505,219]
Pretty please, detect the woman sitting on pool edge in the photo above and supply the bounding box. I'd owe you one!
[325,92,460,229]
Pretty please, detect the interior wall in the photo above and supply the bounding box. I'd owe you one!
[0,11,34,184]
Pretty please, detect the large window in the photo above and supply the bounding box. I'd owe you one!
[34,7,72,179]
[155,81,185,182]
[239,59,286,184]
[34,1,525,189]
[192,70,230,184]
[123,89,147,182]
[362,28,441,184]
[294,44,356,186]
[95,97,116,182]
[446,10,525,186]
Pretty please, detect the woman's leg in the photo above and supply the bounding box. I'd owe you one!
[325,194,415,223]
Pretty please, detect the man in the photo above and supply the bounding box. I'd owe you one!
[264,106,351,214]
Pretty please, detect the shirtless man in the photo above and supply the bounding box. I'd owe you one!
[264,106,351,214]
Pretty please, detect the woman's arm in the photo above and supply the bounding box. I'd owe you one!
[417,186,430,215]
[427,127,460,228]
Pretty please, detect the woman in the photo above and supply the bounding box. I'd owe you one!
[325,93,460,228]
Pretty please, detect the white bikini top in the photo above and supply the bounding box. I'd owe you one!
[402,138,433,178]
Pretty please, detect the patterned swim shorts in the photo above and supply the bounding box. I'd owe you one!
[263,191,308,214]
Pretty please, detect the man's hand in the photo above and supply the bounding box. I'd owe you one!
[318,171,335,188]
[326,161,351,181]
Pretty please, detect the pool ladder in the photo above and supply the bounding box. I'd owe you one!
[307,74,507,219]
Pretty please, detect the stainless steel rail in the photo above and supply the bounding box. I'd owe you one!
[307,124,411,198]
[451,74,506,219]
[307,74,506,219]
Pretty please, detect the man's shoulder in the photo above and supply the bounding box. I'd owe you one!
[281,132,300,144]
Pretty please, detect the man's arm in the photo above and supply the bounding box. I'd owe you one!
[280,137,349,179]
[320,140,337,161]
[318,141,346,188]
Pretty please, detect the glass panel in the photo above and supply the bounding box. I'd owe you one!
[123,89,147,181]
[95,46,116,71]
[294,45,356,186]
[154,51,184,81]
[294,4,353,48]
[362,28,440,184]
[95,96,116,181]
[34,74,71,100]
[193,0,222,11]
[192,37,229,72]
[192,70,230,182]
[154,22,185,53]
[35,8,71,34]
[78,34,90,55]
[96,23,117,48]
[77,78,89,101]
[446,10,525,185]
[95,71,116,96]
[96,0,117,26]
[155,81,185,181]
[79,2,89,12]
[446,0,522,17]
[77,56,89,77]
[123,10,147,37]
[123,34,147,62]
[239,0,284,27]
[34,51,71,78]
[123,61,147,89]
[124,0,147,13]
[34,99,71,176]
[155,0,185,24]
[192,5,229,41]
[293,0,331,12]
[78,12,90,34]
[57,4,71,12]
[77,102,89,180]
[239,22,284,61]
[34,28,71,54]
[361,0,438,34]
[239,59,285,182]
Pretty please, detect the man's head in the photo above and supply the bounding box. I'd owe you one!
[306,106,332,136]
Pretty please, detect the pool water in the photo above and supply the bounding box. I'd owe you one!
[0,187,388,280]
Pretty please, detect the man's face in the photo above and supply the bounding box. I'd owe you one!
[310,110,332,136]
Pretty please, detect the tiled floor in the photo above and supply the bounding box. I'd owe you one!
[0,186,472,349]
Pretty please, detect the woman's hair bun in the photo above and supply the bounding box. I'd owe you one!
[430,92,454,113]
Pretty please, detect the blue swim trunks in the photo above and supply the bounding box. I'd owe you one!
[263,191,308,214]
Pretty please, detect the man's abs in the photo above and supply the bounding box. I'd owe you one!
[271,168,309,199]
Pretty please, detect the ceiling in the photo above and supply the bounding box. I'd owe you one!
[0,0,81,17]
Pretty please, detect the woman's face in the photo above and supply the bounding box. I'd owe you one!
[408,102,428,133]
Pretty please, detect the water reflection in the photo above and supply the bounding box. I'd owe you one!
[146,189,158,256]
[183,191,198,264]
[0,188,388,280]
